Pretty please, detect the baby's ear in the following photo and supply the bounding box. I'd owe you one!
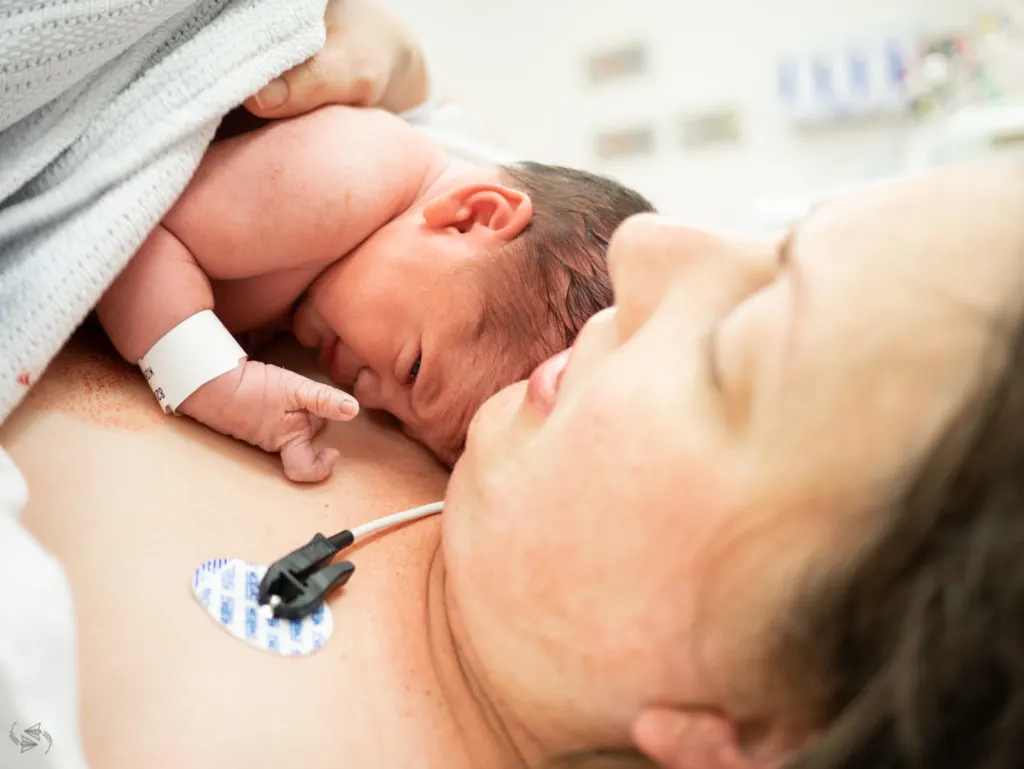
[422,183,532,243]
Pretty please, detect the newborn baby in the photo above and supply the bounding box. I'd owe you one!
[98,105,653,480]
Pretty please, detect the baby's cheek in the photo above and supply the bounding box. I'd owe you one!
[401,409,461,468]
[437,380,509,464]
[416,422,462,468]
[411,369,510,465]
[436,441,463,469]
[331,344,366,388]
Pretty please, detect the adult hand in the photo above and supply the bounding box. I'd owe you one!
[244,0,430,119]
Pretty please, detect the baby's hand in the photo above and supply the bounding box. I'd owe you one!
[178,360,359,483]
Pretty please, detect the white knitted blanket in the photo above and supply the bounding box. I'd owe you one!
[0,0,327,422]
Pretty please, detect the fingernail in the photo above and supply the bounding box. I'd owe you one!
[255,77,289,109]
[340,397,359,417]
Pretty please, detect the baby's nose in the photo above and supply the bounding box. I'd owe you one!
[353,368,406,413]
[353,368,382,405]
[332,343,365,386]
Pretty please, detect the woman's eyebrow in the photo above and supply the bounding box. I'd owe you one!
[776,224,808,370]
[780,193,835,267]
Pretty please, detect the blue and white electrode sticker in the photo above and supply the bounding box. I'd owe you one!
[190,558,333,656]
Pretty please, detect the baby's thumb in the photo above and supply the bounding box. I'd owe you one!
[288,377,360,422]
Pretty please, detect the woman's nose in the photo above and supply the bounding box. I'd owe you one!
[607,214,779,338]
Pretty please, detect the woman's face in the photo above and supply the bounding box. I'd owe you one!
[441,163,1024,751]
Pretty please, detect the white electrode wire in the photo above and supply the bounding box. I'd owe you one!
[350,501,444,541]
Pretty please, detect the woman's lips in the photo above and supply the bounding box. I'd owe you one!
[525,349,571,416]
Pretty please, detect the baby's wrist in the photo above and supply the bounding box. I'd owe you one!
[137,309,247,415]
[177,363,248,423]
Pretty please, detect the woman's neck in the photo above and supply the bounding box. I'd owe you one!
[418,539,533,769]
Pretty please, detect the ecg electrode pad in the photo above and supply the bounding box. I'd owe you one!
[191,558,333,656]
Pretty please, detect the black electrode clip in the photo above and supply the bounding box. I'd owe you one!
[257,529,356,621]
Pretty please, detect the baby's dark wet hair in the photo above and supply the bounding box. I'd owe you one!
[476,161,656,381]
[424,162,654,466]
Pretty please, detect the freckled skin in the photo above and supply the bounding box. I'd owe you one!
[21,333,164,432]
[1,336,489,769]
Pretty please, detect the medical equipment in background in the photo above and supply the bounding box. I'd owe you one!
[902,4,1024,169]
[755,5,1024,233]
[776,36,916,125]
[257,501,445,620]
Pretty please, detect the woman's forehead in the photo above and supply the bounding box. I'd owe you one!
[786,166,1024,393]
[755,164,1024,501]
[798,163,1024,319]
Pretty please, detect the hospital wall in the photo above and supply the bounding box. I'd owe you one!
[384,0,977,232]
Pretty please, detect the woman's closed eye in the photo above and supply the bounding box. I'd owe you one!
[706,321,724,391]
[706,231,795,396]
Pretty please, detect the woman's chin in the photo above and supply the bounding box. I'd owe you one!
[460,381,529,469]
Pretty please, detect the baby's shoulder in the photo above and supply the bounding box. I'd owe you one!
[281,105,435,162]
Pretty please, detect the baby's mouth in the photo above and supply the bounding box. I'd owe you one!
[319,335,339,373]
[292,295,336,349]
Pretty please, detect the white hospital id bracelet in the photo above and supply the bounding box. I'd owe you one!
[138,310,247,414]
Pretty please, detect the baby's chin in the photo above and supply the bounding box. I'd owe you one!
[436,387,519,469]
[404,420,461,469]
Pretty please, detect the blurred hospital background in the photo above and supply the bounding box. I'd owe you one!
[383,0,1024,233]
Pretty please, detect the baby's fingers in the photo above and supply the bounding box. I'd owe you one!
[286,376,359,422]
[280,438,340,483]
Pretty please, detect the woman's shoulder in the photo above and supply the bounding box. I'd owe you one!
[2,333,453,769]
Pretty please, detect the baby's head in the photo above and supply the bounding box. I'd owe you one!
[293,161,654,465]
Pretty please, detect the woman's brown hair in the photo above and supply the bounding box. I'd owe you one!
[783,282,1024,769]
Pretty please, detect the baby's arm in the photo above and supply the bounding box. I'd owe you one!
[154,104,440,329]
[97,106,438,481]
[96,225,359,482]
